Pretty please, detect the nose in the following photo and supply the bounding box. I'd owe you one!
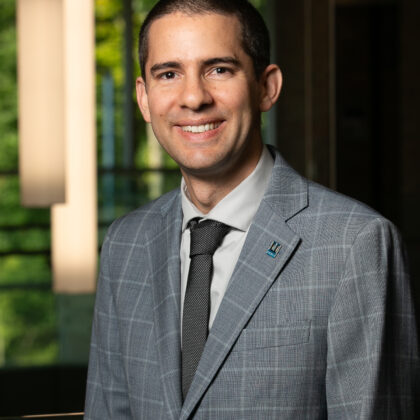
[179,74,213,111]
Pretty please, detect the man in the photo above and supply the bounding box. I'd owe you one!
[85,0,419,418]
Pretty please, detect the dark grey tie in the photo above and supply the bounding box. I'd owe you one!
[182,218,231,399]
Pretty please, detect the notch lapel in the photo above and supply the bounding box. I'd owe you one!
[147,192,183,419]
[180,149,308,419]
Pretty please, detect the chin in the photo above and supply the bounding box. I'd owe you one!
[180,153,223,171]
[180,159,233,179]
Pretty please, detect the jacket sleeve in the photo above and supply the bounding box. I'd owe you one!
[326,217,419,419]
[84,225,132,419]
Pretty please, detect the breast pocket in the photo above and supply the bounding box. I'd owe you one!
[232,320,311,352]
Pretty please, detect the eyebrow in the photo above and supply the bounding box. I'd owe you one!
[150,61,181,75]
[203,56,241,67]
[149,56,241,76]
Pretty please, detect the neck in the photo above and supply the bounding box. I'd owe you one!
[182,143,263,214]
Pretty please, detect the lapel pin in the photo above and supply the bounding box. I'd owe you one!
[266,241,282,258]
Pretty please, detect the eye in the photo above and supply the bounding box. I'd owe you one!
[213,67,231,75]
[160,71,177,80]
[208,66,234,80]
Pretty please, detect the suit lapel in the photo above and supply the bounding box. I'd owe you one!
[180,149,308,419]
[147,192,183,419]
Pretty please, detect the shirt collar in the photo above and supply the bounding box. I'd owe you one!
[181,145,274,232]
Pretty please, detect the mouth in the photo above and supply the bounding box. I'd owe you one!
[179,121,223,134]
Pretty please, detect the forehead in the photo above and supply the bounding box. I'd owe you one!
[146,12,245,68]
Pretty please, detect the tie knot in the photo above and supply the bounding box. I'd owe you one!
[189,219,231,257]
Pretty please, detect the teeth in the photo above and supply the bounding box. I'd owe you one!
[181,122,221,133]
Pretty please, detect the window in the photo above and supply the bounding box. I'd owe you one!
[0,0,267,415]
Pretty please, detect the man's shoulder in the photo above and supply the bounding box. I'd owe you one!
[105,188,181,242]
[269,147,390,229]
[304,180,399,239]
[307,180,378,216]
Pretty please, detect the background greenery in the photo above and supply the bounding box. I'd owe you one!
[0,0,266,368]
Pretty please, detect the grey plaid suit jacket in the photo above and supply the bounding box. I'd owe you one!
[85,148,419,419]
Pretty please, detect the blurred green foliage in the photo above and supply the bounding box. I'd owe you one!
[0,176,50,226]
[0,0,54,367]
[0,0,18,172]
[0,256,51,286]
[0,230,50,254]
[0,291,58,366]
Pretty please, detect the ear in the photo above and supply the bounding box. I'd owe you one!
[259,64,283,112]
[136,76,151,123]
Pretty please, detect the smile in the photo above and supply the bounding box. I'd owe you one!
[181,122,222,133]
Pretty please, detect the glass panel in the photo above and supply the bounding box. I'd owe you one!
[1,0,270,415]
[0,290,95,367]
[98,170,182,225]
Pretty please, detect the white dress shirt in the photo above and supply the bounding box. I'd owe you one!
[180,146,274,330]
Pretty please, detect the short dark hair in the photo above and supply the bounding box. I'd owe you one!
[138,0,270,80]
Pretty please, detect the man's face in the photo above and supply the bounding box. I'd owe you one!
[137,12,269,180]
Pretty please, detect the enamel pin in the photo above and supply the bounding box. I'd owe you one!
[266,241,282,258]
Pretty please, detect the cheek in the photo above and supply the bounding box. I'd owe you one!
[230,85,254,114]
[148,88,175,116]
[149,98,164,117]
[217,91,251,120]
